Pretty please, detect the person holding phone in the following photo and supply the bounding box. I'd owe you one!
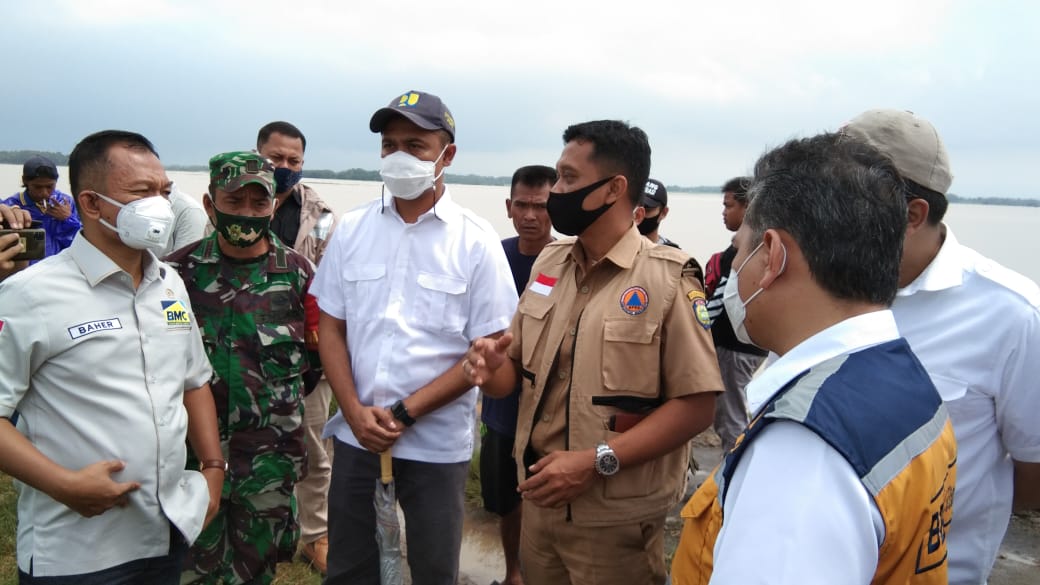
[2,155,81,263]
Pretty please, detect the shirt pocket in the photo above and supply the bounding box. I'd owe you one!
[602,318,660,397]
[410,271,469,334]
[518,295,554,372]
[342,263,386,321]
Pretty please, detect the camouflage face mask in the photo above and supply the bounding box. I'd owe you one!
[212,205,272,248]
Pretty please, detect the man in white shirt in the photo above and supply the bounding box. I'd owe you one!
[671,131,957,584]
[312,90,518,585]
[0,130,224,583]
[842,109,1040,585]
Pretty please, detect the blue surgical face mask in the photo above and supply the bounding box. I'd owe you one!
[273,167,303,194]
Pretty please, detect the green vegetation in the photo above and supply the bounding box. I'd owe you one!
[0,151,68,165]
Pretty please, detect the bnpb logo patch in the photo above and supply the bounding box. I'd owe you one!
[161,300,191,330]
[620,286,649,315]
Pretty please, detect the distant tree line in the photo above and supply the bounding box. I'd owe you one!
[3,151,1039,206]
[0,150,69,165]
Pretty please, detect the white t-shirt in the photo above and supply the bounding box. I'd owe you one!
[312,190,518,463]
[891,227,1040,585]
[0,234,213,576]
[713,312,895,584]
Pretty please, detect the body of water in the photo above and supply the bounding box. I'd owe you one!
[3,164,1037,284]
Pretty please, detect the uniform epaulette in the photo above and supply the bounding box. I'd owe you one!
[972,257,1040,308]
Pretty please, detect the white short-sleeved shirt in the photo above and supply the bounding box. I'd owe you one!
[714,312,894,584]
[0,234,214,576]
[312,190,518,463]
[891,227,1040,585]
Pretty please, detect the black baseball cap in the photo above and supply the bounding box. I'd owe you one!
[641,179,668,208]
[369,90,456,142]
[23,155,59,180]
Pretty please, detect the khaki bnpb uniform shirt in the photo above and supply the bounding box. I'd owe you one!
[508,226,722,526]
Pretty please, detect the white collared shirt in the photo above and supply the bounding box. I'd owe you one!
[891,227,1040,585]
[0,233,214,576]
[711,311,894,585]
[312,190,518,463]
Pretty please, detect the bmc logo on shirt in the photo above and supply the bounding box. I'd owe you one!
[161,300,192,330]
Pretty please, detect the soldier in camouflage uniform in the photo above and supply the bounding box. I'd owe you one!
[166,151,321,585]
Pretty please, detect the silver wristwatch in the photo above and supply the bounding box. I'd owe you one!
[594,442,620,476]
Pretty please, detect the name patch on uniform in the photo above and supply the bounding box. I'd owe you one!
[620,286,649,315]
[161,300,192,330]
[68,318,123,340]
[687,290,711,329]
[529,273,558,296]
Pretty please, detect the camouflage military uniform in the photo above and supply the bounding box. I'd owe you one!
[169,226,320,585]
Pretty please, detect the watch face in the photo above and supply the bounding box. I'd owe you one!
[597,452,620,476]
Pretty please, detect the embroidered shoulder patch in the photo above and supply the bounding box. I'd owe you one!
[687,290,711,329]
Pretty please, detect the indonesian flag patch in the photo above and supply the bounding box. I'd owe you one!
[529,273,557,296]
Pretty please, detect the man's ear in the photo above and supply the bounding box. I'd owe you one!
[76,190,102,220]
[659,206,669,221]
[633,205,646,224]
[440,143,457,168]
[906,198,930,236]
[505,198,513,219]
[605,174,628,205]
[758,229,788,288]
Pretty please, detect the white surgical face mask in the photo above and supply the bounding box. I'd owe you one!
[95,191,174,251]
[379,145,449,200]
[722,240,786,346]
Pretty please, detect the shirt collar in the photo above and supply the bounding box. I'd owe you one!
[897,224,963,296]
[70,232,162,288]
[188,231,294,273]
[746,310,900,416]
[567,224,643,270]
[381,187,461,225]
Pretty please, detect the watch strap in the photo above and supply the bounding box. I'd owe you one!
[391,400,416,427]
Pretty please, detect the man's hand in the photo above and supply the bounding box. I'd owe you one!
[345,404,403,453]
[464,333,513,386]
[55,460,141,518]
[44,199,72,221]
[200,467,224,528]
[517,449,598,508]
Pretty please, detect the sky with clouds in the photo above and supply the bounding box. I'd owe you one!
[2,0,1037,197]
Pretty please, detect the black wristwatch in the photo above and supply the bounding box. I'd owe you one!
[390,400,416,427]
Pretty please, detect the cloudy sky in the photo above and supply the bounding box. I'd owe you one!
[2,0,1037,197]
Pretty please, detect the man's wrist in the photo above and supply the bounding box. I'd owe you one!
[200,459,228,473]
[390,400,416,427]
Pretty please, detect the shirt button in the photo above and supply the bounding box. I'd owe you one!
[558,371,567,380]
[541,414,550,422]
[569,328,576,336]
[580,286,589,294]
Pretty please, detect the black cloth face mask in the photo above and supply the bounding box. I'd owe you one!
[637,212,660,235]
[546,176,616,236]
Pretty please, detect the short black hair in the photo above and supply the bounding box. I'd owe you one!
[561,120,650,206]
[68,130,158,195]
[257,121,307,152]
[745,132,907,306]
[510,165,557,198]
[721,176,751,203]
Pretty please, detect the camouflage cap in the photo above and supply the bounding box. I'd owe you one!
[208,151,276,197]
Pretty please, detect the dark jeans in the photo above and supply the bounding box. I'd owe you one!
[324,439,468,585]
[19,523,187,585]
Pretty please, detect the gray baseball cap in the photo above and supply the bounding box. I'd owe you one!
[841,109,953,194]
